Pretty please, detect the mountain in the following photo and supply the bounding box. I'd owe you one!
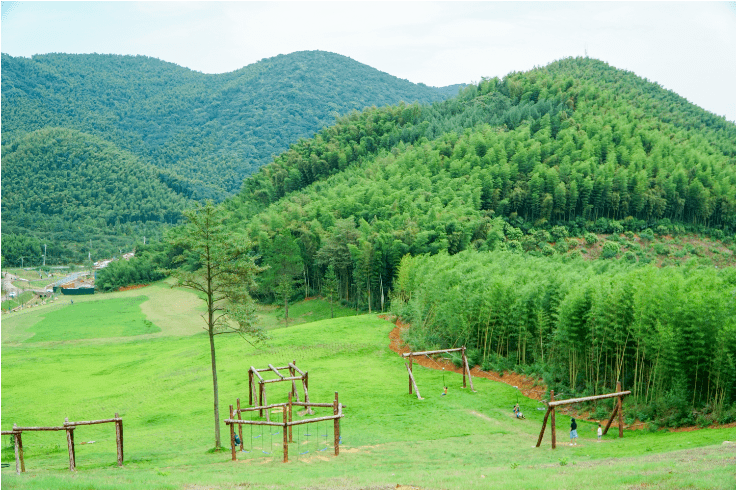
[1,50,463,201]
[1,50,462,264]
[225,56,736,303]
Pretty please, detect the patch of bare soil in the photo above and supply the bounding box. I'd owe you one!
[117,284,149,291]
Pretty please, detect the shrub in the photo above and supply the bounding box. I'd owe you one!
[601,241,620,259]
[584,232,598,245]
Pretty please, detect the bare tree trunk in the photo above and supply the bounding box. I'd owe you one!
[209,328,221,448]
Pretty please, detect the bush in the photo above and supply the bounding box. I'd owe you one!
[601,241,620,259]
[584,232,598,245]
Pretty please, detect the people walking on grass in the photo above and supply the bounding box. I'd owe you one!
[597,423,602,442]
[570,418,578,445]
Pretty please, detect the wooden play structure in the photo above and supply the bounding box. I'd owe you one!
[249,361,312,421]
[226,391,344,463]
[1,414,124,474]
[536,381,630,449]
[402,346,475,399]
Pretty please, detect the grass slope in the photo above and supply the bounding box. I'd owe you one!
[1,289,734,489]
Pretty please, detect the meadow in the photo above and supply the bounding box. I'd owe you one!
[1,281,734,489]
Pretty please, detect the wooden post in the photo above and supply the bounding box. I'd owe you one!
[114,412,123,466]
[65,422,75,471]
[13,424,24,474]
[462,346,467,389]
[603,401,619,436]
[237,399,244,451]
[463,350,476,392]
[248,370,253,405]
[536,408,551,447]
[304,372,313,414]
[229,405,236,461]
[258,382,264,417]
[405,362,423,399]
[617,381,624,438]
[333,392,340,456]
[550,390,556,449]
[409,355,413,394]
[282,406,288,463]
[288,392,293,442]
[263,387,270,422]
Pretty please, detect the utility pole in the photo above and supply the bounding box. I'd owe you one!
[43,244,47,267]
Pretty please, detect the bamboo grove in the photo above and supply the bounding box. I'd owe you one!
[391,251,736,423]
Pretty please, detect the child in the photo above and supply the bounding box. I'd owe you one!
[513,403,525,419]
[597,423,602,442]
[441,386,448,396]
[570,418,578,445]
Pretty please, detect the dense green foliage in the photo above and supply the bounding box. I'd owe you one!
[1,128,187,265]
[2,50,461,201]
[220,57,736,425]
[1,50,460,264]
[95,246,167,292]
[392,250,736,424]
[228,58,735,315]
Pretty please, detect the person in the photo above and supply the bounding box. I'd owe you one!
[441,386,448,396]
[597,423,602,442]
[513,403,525,419]
[570,418,578,445]
[234,433,241,446]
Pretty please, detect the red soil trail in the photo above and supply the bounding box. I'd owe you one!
[384,316,546,402]
[383,315,736,431]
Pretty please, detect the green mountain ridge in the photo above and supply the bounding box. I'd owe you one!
[1,50,463,264]
[2,50,463,200]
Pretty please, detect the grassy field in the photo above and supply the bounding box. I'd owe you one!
[1,282,734,489]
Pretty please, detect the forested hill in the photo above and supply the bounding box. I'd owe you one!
[1,128,189,263]
[1,50,463,201]
[228,56,736,304]
[224,57,736,422]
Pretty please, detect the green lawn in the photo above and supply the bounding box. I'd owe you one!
[2,285,734,489]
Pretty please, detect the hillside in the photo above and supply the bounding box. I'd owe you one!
[1,290,734,489]
[219,57,736,419]
[230,56,736,298]
[1,50,461,264]
[1,128,189,264]
[1,50,463,201]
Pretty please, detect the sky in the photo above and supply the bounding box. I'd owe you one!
[2,1,735,122]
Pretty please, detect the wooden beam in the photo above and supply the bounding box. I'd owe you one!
[536,408,551,447]
[64,418,122,427]
[405,362,423,400]
[251,367,264,382]
[226,419,284,427]
[550,390,556,450]
[13,426,68,431]
[288,362,305,376]
[115,412,124,467]
[463,348,476,392]
[617,381,624,438]
[249,370,254,405]
[268,364,284,378]
[282,406,288,463]
[603,403,619,436]
[262,376,303,384]
[229,405,236,462]
[409,357,413,394]
[547,390,631,407]
[237,399,244,451]
[333,392,340,457]
[402,347,464,358]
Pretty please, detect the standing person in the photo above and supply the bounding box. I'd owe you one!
[570,418,578,445]
[597,423,602,442]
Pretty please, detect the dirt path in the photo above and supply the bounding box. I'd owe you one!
[385,317,546,401]
[384,315,736,432]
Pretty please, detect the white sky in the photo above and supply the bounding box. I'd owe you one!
[2,1,735,122]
